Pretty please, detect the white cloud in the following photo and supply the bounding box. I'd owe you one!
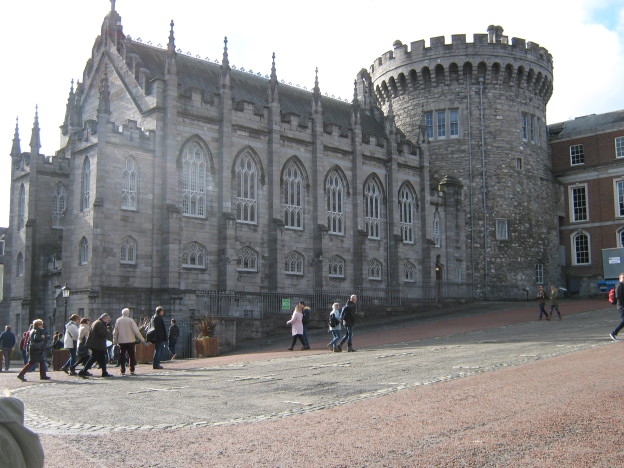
[1,0,623,226]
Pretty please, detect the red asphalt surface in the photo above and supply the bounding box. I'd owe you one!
[20,300,624,466]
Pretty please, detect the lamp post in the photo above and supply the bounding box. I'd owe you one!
[61,284,70,325]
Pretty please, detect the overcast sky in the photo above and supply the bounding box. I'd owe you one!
[1,0,623,226]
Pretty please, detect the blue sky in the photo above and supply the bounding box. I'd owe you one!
[1,0,624,226]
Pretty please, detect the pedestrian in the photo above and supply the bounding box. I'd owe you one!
[286,304,306,350]
[169,319,180,360]
[78,314,113,378]
[52,332,63,350]
[300,302,311,349]
[19,331,29,364]
[70,318,91,375]
[113,308,147,376]
[0,325,16,372]
[537,285,550,320]
[338,294,358,352]
[16,320,50,382]
[328,303,342,352]
[150,306,168,369]
[549,286,562,320]
[610,272,624,340]
[61,314,81,374]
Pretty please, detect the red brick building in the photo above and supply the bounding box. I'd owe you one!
[550,110,624,295]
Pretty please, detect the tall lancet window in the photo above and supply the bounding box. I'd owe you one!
[81,156,91,212]
[326,171,344,235]
[182,142,207,217]
[17,184,26,230]
[235,152,258,223]
[52,183,67,228]
[122,156,138,210]
[364,178,382,239]
[283,162,304,229]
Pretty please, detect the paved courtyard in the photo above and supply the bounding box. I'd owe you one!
[2,299,623,466]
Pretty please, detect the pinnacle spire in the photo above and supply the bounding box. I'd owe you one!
[167,20,176,55]
[110,0,116,12]
[29,106,41,154]
[312,67,322,112]
[222,37,230,70]
[268,52,279,103]
[11,117,21,157]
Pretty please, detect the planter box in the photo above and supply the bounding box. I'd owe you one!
[52,349,70,371]
[195,337,219,357]
[134,342,155,364]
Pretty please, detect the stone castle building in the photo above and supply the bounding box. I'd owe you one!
[2,4,562,331]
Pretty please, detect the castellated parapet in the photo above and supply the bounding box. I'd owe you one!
[360,26,561,295]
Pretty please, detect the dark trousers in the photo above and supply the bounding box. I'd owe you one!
[18,359,47,378]
[339,326,353,347]
[1,347,12,370]
[119,343,137,373]
[82,349,108,375]
[549,304,561,318]
[168,339,177,356]
[289,334,306,348]
[538,303,549,319]
[612,307,624,336]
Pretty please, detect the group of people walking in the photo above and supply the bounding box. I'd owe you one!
[9,306,179,382]
[536,285,562,321]
[285,294,358,353]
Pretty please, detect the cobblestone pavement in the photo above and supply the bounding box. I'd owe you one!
[3,299,622,467]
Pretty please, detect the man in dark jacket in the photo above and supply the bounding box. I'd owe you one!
[0,326,16,371]
[168,319,180,360]
[79,314,113,378]
[610,273,624,340]
[337,295,358,352]
[151,306,168,369]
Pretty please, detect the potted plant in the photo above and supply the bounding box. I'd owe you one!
[195,316,219,357]
[134,316,155,364]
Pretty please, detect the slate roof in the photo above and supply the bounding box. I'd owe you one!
[549,109,624,139]
[126,40,387,140]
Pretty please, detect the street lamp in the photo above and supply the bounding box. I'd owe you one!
[61,284,70,324]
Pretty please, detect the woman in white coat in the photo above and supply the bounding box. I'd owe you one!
[328,302,342,352]
[286,304,306,351]
[61,314,81,375]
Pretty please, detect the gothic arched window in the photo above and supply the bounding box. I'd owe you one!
[368,259,382,280]
[182,142,207,217]
[433,211,441,247]
[16,252,23,277]
[79,237,89,265]
[17,184,26,230]
[238,247,258,272]
[283,161,304,229]
[81,156,91,212]
[122,156,138,210]
[120,236,137,264]
[364,178,382,239]
[404,261,416,282]
[284,251,304,275]
[235,152,258,223]
[52,183,67,228]
[326,171,344,235]
[181,242,206,268]
[399,185,415,244]
[328,255,345,278]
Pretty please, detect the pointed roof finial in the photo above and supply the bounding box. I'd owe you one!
[222,36,230,69]
[268,52,279,103]
[110,0,116,12]
[11,117,21,157]
[30,106,41,154]
[167,20,176,54]
[271,52,277,81]
[352,79,359,106]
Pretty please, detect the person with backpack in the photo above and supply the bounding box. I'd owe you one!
[609,273,624,340]
[16,319,50,382]
[337,294,358,352]
[327,303,342,352]
[300,302,311,350]
[549,286,562,320]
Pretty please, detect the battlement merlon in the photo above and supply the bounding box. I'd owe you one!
[370,31,553,76]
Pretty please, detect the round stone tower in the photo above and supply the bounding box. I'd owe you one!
[359,26,561,297]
